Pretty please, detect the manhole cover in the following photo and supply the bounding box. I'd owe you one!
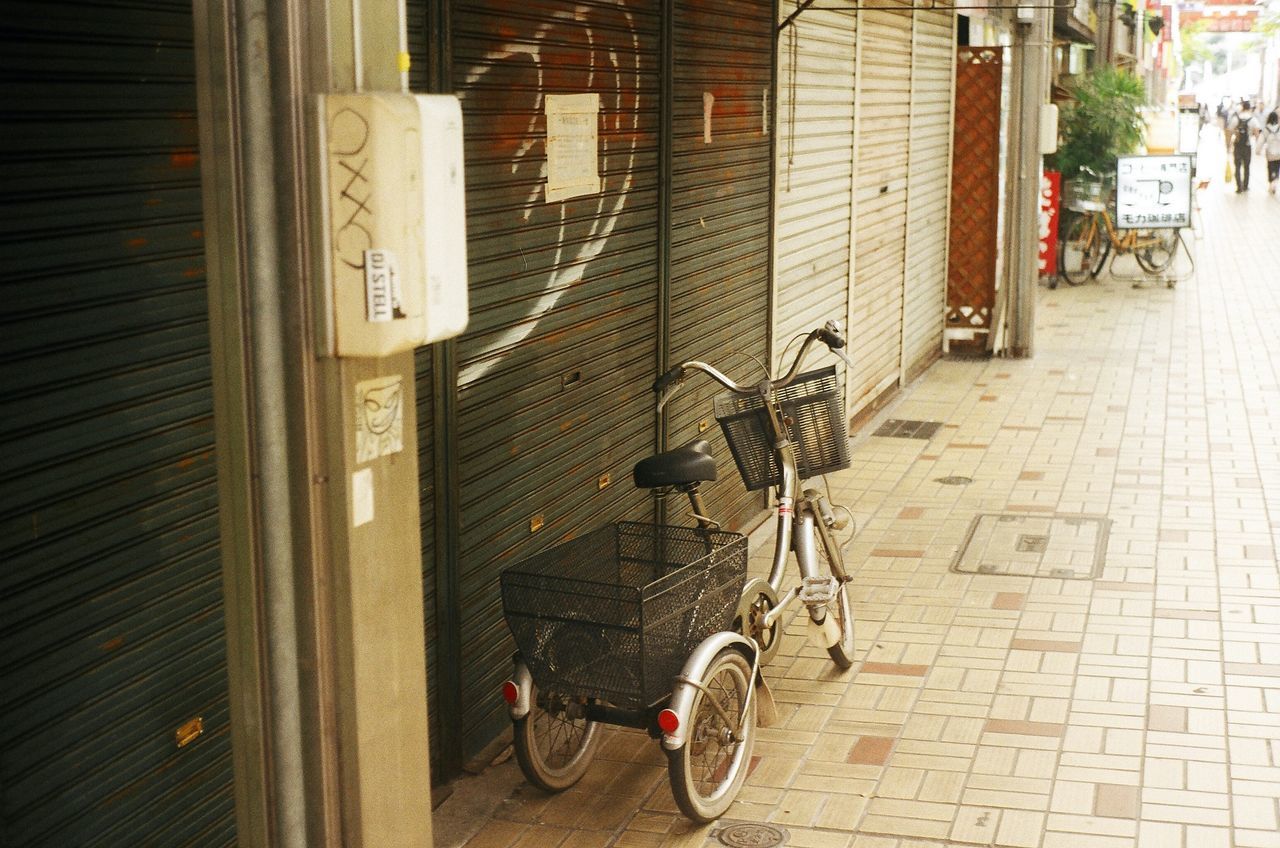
[873,419,944,439]
[935,475,974,485]
[715,822,789,848]
[951,513,1110,579]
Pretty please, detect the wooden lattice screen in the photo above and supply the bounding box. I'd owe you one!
[946,46,1002,355]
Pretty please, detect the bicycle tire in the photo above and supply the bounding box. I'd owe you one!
[1091,238,1111,279]
[811,508,856,668]
[821,576,856,669]
[1058,214,1104,286]
[667,648,756,823]
[512,686,601,792]
[1135,229,1177,273]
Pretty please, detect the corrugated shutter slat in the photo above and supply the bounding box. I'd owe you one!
[448,0,661,757]
[0,2,235,845]
[773,6,855,373]
[902,9,954,380]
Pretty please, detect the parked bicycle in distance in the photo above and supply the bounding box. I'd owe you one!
[499,320,859,823]
[1057,166,1179,286]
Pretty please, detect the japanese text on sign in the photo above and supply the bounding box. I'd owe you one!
[545,93,601,202]
[1115,155,1192,230]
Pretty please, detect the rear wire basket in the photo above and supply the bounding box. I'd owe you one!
[714,365,851,491]
[500,522,747,710]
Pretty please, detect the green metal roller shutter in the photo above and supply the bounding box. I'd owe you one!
[0,3,235,846]
[449,0,662,759]
[666,0,775,529]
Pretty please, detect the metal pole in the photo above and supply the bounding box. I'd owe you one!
[239,12,312,844]
[1006,5,1049,357]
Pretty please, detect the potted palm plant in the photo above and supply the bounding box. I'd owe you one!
[1051,65,1147,182]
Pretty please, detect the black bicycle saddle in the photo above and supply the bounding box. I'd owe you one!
[632,439,718,489]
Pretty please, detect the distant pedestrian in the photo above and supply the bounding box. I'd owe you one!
[1220,101,1235,186]
[1262,111,1280,195]
[1228,100,1261,192]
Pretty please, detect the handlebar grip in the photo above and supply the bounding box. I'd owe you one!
[653,364,686,394]
[817,327,846,350]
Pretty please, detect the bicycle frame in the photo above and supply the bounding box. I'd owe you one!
[1069,203,1168,257]
[663,334,851,641]
[1095,211,1165,254]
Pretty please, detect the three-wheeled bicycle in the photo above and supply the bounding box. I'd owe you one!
[499,320,859,822]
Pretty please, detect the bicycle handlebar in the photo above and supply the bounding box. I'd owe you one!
[654,320,848,411]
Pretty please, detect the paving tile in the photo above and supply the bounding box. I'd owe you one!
[847,736,895,766]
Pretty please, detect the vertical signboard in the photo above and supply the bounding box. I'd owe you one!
[1038,170,1060,278]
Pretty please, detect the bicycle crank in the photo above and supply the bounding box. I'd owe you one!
[734,577,781,666]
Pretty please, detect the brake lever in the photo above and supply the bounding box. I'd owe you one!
[832,348,852,368]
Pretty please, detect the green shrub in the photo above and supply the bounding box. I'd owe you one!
[1051,66,1147,179]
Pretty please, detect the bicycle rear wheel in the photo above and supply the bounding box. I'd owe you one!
[513,685,601,792]
[1058,214,1106,285]
[667,648,756,823]
[1135,229,1177,273]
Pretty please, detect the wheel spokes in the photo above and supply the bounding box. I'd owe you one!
[690,673,742,796]
[536,700,586,768]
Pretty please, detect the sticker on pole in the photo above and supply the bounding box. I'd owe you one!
[364,248,404,322]
[355,375,404,463]
[1115,155,1192,230]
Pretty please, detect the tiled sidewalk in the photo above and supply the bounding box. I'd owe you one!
[436,160,1280,848]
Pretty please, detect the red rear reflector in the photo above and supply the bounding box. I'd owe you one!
[657,708,680,734]
[501,681,519,704]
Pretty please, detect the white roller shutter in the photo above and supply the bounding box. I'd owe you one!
[901,10,955,382]
[849,3,912,413]
[773,5,856,370]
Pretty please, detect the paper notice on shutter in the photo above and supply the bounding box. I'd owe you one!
[545,93,601,202]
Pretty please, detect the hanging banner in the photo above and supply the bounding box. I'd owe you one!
[1039,170,1061,277]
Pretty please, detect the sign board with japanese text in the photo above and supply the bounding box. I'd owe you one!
[1115,154,1193,229]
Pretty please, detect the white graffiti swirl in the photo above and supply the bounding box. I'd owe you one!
[456,2,642,387]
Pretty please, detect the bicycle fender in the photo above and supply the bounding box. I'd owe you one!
[507,658,534,720]
[661,631,756,751]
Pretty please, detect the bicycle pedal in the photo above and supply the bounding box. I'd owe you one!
[799,575,835,606]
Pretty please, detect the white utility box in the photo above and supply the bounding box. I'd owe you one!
[317,93,469,358]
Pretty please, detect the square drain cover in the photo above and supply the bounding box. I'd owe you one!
[874,419,944,439]
[951,513,1110,579]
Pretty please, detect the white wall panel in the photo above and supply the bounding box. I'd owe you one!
[773,5,856,373]
[902,10,955,381]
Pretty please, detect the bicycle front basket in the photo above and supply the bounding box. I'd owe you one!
[713,365,850,491]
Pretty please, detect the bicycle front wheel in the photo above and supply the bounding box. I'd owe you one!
[1135,229,1177,273]
[822,576,856,669]
[667,648,756,823]
[1058,214,1105,285]
[513,686,601,792]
